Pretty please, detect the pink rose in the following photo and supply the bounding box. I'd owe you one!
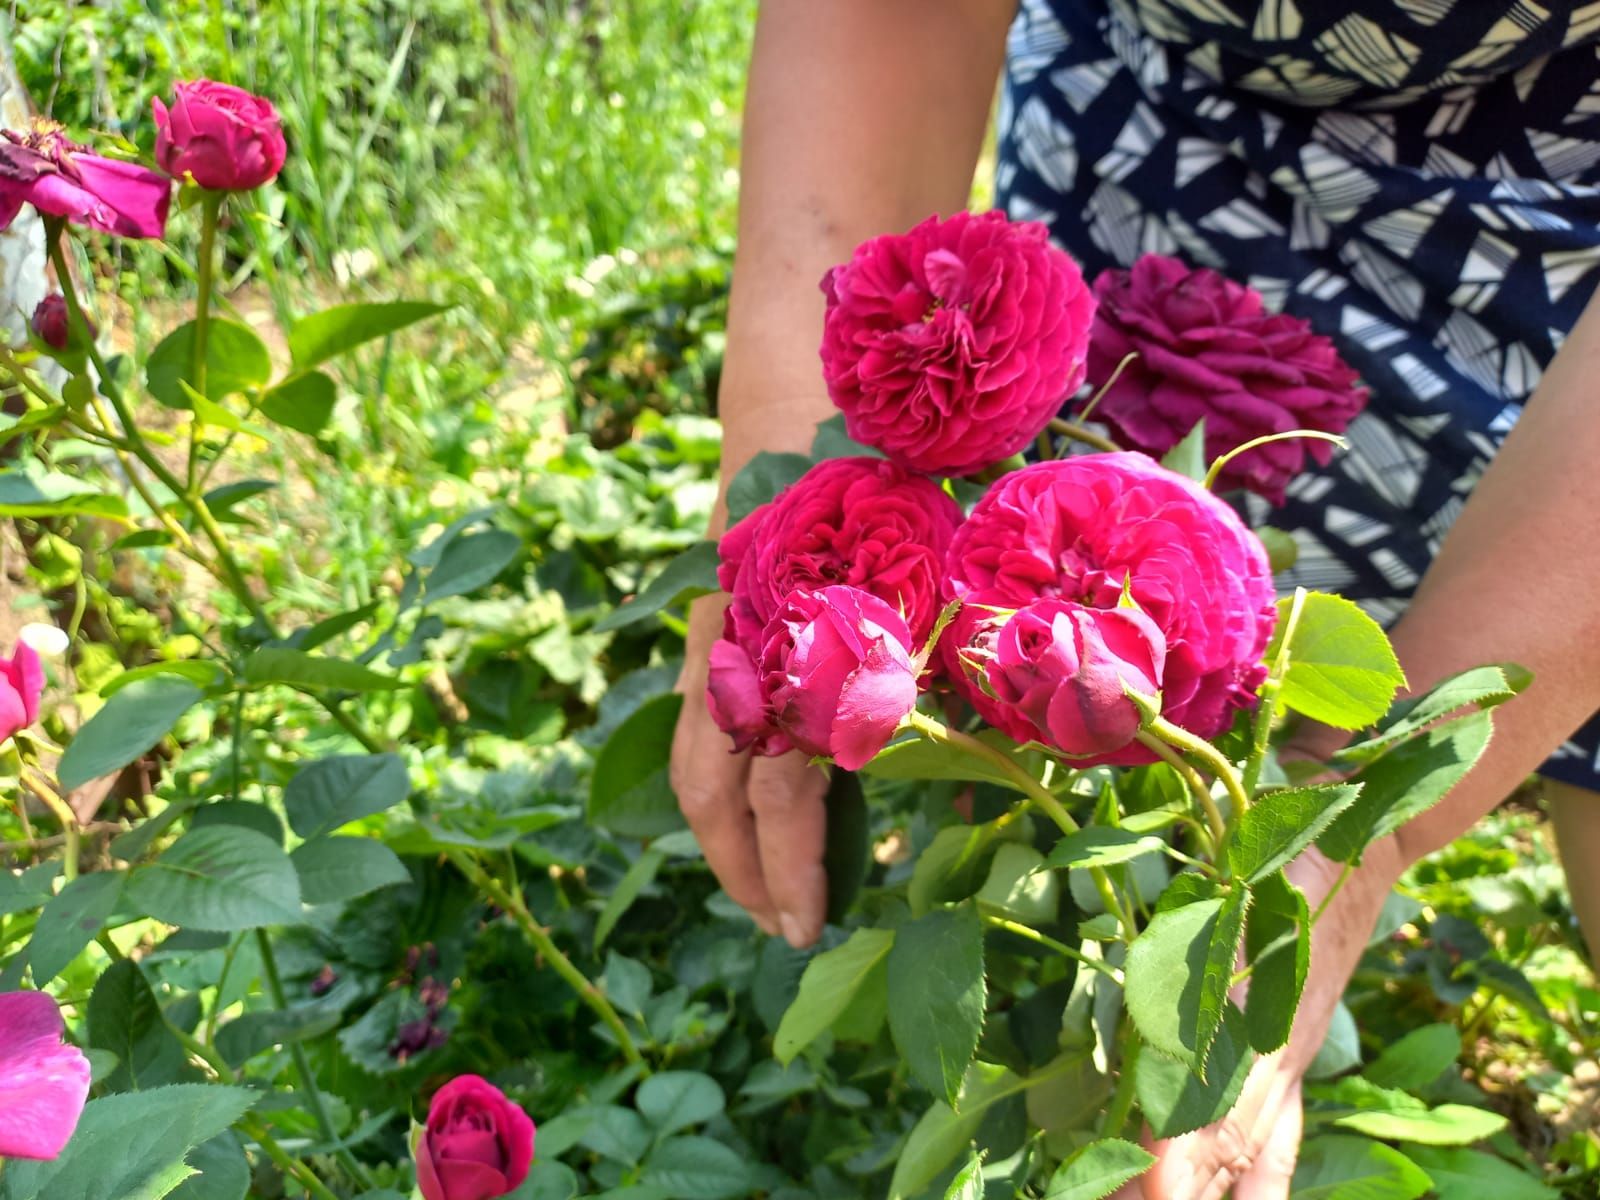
[978,599,1166,757]
[1086,254,1367,504]
[0,990,92,1160]
[944,453,1275,763]
[153,81,287,191]
[709,457,960,756]
[820,211,1095,477]
[0,123,170,238]
[0,640,43,744]
[415,1075,536,1200]
[758,586,919,770]
[30,295,70,350]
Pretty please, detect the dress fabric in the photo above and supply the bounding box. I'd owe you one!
[997,0,1600,787]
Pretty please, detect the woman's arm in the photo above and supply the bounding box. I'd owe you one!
[670,0,1015,948]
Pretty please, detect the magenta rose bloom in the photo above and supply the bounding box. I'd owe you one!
[30,295,70,350]
[415,1075,536,1200]
[0,640,44,744]
[0,991,92,1160]
[708,457,960,755]
[944,453,1274,764]
[0,122,170,238]
[820,210,1096,477]
[153,81,287,191]
[758,586,919,770]
[979,599,1166,758]
[1086,254,1367,504]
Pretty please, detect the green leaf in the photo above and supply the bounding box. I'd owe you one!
[283,753,410,839]
[1365,1023,1460,1092]
[288,300,451,371]
[1317,1077,1507,1145]
[0,1084,258,1200]
[167,1134,250,1200]
[124,826,302,931]
[575,1105,652,1162]
[192,800,284,845]
[425,529,521,601]
[29,871,122,984]
[1307,1002,1362,1080]
[1042,827,1168,870]
[864,730,1046,792]
[86,958,185,1092]
[1290,1135,1431,1200]
[823,770,870,923]
[1044,1138,1157,1200]
[774,927,895,1064]
[887,903,986,1107]
[810,413,882,461]
[594,849,666,952]
[1243,871,1309,1054]
[635,1071,726,1137]
[100,661,227,697]
[596,541,721,633]
[589,692,687,839]
[0,470,127,520]
[1267,593,1405,730]
[977,843,1060,927]
[145,318,272,409]
[215,1005,343,1067]
[58,677,202,792]
[1226,784,1361,883]
[1405,1147,1559,1200]
[1318,711,1492,863]
[243,647,403,692]
[724,451,812,524]
[1161,419,1207,481]
[1335,664,1526,765]
[908,815,1031,917]
[944,1154,984,1200]
[640,1136,755,1200]
[1124,888,1248,1072]
[1135,1004,1255,1139]
[258,370,337,435]
[1257,527,1298,574]
[291,836,410,904]
[887,1060,1020,1200]
[0,862,59,917]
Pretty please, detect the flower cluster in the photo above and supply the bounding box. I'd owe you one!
[0,79,285,244]
[709,216,1361,766]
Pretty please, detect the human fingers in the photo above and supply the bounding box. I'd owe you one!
[748,751,830,948]
[1231,1077,1303,1200]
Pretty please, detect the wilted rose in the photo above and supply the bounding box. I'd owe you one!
[820,210,1095,477]
[153,80,287,191]
[415,1075,536,1200]
[1086,254,1367,503]
[758,586,919,770]
[0,122,170,238]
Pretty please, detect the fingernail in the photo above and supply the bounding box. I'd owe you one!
[780,912,810,948]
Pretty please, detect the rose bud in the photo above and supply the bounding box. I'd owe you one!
[758,585,920,771]
[30,294,70,350]
[981,598,1166,758]
[153,80,287,191]
[706,636,790,757]
[0,640,44,745]
[415,1075,536,1200]
[0,991,92,1160]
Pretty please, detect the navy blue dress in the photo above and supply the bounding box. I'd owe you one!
[997,0,1600,787]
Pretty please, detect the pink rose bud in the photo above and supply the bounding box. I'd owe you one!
[0,640,44,744]
[758,585,919,771]
[415,1075,536,1200]
[982,599,1166,757]
[30,294,70,350]
[0,122,170,238]
[0,990,92,1160]
[706,636,790,758]
[1086,254,1368,503]
[820,210,1096,478]
[153,80,287,191]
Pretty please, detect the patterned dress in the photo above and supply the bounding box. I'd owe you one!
[997,0,1600,787]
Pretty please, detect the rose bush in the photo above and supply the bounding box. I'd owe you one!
[1085,253,1369,502]
[820,210,1094,477]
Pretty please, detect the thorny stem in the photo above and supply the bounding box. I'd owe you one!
[1047,417,1121,454]
[446,849,648,1071]
[1100,1029,1142,1138]
[1134,731,1227,850]
[1145,714,1252,821]
[20,767,78,882]
[1242,587,1307,798]
[903,711,1140,938]
[979,905,1121,981]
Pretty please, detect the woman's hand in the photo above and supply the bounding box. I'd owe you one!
[670,592,830,948]
[1120,840,1406,1199]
